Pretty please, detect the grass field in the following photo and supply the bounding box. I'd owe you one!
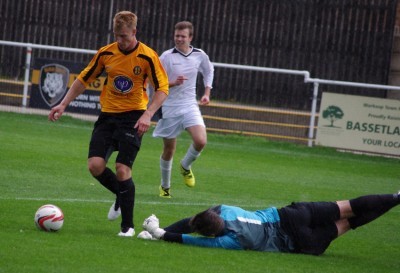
[0,111,399,273]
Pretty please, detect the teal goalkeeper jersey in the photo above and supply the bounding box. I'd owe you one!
[182,205,295,252]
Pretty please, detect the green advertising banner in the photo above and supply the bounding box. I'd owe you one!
[316,93,400,157]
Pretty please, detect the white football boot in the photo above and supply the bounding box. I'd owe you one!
[108,201,121,221]
[118,227,135,237]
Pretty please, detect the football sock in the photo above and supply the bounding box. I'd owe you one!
[163,232,183,243]
[160,157,173,189]
[119,178,135,229]
[94,167,119,195]
[181,144,201,170]
[164,217,193,233]
[348,194,399,229]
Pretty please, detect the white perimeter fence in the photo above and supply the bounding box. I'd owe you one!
[1,40,400,147]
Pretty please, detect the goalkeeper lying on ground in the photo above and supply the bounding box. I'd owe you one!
[138,191,400,255]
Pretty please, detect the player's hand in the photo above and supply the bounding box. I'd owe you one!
[199,95,210,105]
[48,106,64,122]
[174,76,188,86]
[134,111,151,136]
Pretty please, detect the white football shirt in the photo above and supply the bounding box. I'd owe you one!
[159,46,214,118]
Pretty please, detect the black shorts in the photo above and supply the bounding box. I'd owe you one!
[88,110,144,168]
[278,201,340,255]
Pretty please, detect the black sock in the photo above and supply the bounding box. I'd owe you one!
[94,167,120,209]
[348,194,399,229]
[94,167,119,194]
[164,217,193,233]
[119,178,135,229]
[163,232,183,243]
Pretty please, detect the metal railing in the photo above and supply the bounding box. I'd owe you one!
[1,40,400,147]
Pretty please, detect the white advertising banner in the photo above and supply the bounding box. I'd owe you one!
[316,93,400,156]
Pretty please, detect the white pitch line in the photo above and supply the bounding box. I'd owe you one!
[1,196,397,213]
[1,196,212,206]
[0,196,265,208]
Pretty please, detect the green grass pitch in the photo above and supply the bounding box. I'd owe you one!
[0,111,399,273]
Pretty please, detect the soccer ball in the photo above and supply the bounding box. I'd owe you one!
[34,204,64,232]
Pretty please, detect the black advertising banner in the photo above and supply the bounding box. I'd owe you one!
[30,58,104,115]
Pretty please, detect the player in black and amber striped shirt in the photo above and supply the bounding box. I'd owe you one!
[49,11,169,237]
[78,41,168,112]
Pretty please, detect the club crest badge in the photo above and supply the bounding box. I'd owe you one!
[39,64,69,107]
[133,66,142,75]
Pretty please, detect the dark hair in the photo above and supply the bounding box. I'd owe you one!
[189,209,225,237]
[174,21,194,37]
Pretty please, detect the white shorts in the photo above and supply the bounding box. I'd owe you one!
[152,108,205,139]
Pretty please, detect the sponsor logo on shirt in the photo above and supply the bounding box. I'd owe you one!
[113,75,133,94]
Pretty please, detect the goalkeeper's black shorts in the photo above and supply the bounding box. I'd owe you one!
[278,201,340,255]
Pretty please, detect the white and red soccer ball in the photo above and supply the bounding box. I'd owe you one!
[34,204,64,232]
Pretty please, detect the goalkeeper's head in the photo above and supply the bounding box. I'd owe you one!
[189,209,225,237]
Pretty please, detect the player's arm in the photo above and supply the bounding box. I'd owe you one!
[49,49,105,122]
[169,75,188,87]
[159,52,186,88]
[199,54,214,106]
[134,90,167,136]
[145,90,168,118]
[48,79,86,121]
[134,68,168,135]
[134,53,169,136]
[148,226,241,250]
[161,231,224,247]
[179,233,242,250]
[199,86,211,105]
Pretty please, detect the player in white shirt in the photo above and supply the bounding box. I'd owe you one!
[153,21,214,198]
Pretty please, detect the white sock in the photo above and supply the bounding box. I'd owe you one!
[160,157,173,189]
[181,144,201,170]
